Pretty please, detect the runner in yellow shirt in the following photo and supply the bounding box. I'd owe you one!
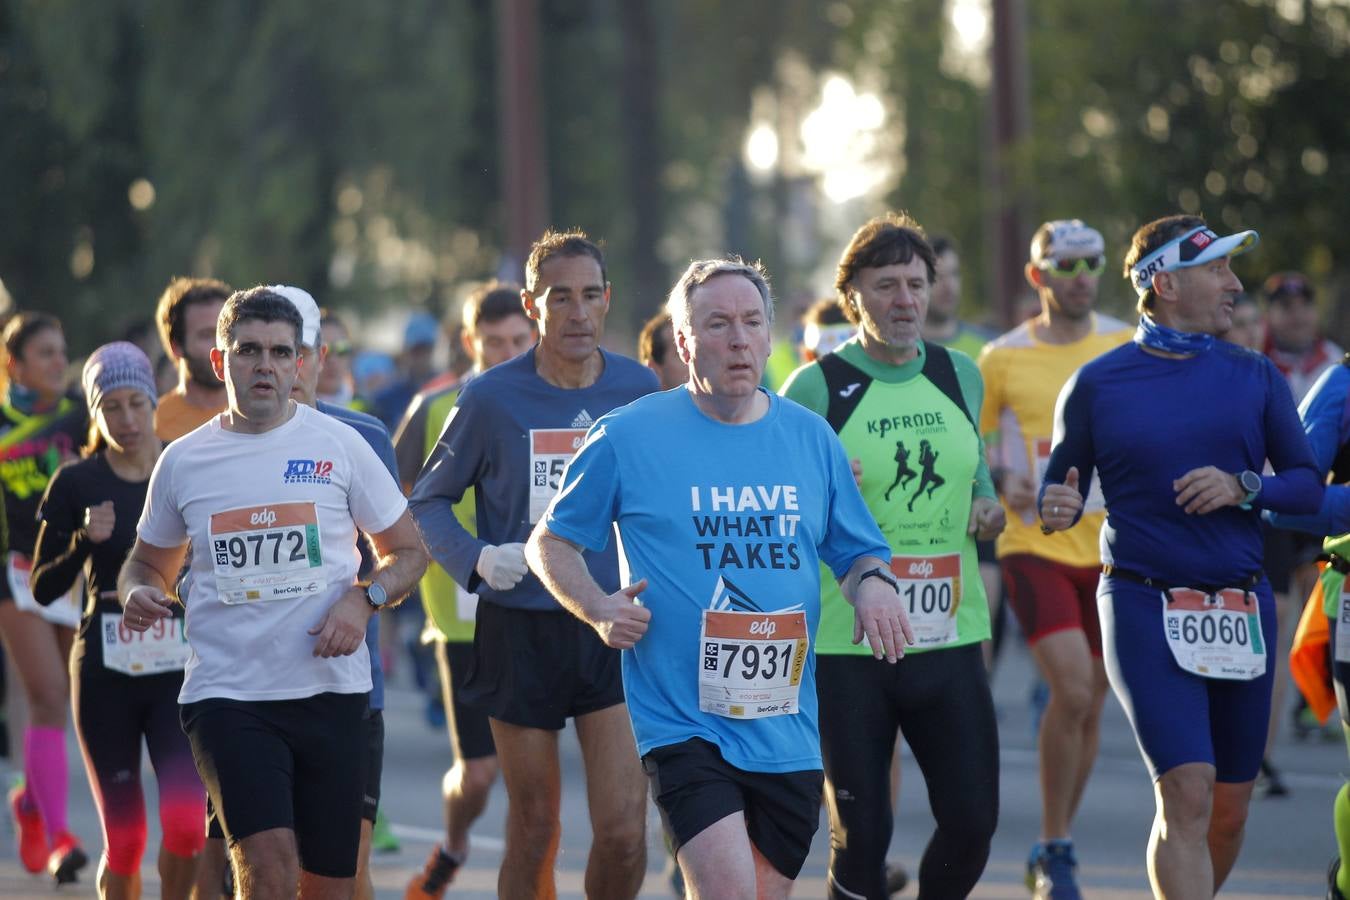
[978,219,1131,897]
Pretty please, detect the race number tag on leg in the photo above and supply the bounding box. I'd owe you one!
[1336,588,1350,665]
[892,554,960,648]
[529,429,587,523]
[210,502,324,604]
[101,612,190,675]
[1163,587,1266,680]
[699,609,808,719]
[6,552,80,628]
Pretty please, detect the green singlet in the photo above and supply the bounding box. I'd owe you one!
[417,387,478,642]
[782,338,995,654]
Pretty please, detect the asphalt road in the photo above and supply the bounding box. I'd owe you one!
[0,636,1338,898]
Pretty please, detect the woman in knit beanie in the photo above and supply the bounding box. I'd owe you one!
[31,341,206,894]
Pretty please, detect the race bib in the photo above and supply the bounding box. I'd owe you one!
[699,609,808,719]
[1035,439,1105,515]
[529,429,587,523]
[101,612,190,676]
[7,552,80,628]
[1336,588,1350,665]
[892,554,960,648]
[1163,587,1266,680]
[210,502,324,605]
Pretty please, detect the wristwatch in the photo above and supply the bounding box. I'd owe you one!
[1236,470,1262,510]
[364,581,389,610]
[859,566,899,593]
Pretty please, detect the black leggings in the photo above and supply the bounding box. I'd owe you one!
[817,643,999,900]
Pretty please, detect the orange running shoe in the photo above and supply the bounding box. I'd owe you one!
[47,831,88,885]
[405,845,461,900]
[7,782,47,874]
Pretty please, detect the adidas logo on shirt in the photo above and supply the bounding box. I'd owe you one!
[571,409,594,428]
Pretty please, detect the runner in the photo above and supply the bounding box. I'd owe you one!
[153,277,231,441]
[395,281,535,899]
[32,342,206,898]
[0,311,89,884]
[783,214,1004,899]
[1040,214,1321,898]
[528,256,912,898]
[1266,352,1350,898]
[118,286,427,898]
[977,219,1131,897]
[408,229,657,899]
[638,311,689,391]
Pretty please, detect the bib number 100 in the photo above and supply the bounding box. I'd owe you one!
[903,581,952,616]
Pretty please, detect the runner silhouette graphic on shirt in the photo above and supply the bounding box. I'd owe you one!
[883,440,918,502]
[908,439,945,512]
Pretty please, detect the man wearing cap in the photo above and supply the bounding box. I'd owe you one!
[1040,214,1322,897]
[118,286,428,899]
[977,219,1131,895]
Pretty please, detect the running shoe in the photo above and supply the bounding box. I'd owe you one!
[1030,840,1080,899]
[405,845,461,900]
[7,781,48,874]
[47,831,88,885]
[1331,857,1348,900]
[372,809,401,854]
[1256,758,1290,798]
[885,860,909,895]
[1024,842,1044,891]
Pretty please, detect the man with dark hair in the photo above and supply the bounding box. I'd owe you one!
[637,311,688,390]
[978,219,1132,896]
[798,298,852,363]
[153,277,232,441]
[785,214,1003,899]
[119,286,427,900]
[410,232,657,898]
[1042,213,1321,897]
[923,236,994,359]
[396,280,535,899]
[529,257,911,898]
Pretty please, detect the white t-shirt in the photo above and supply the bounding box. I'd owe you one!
[138,403,407,703]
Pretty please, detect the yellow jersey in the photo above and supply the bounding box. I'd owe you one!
[978,313,1132,566]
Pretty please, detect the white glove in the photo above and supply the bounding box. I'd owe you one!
[476,542,529,591]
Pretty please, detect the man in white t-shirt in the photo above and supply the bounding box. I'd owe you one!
[117,287,427,899]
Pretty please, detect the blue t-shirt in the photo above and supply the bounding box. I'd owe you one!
[1269,362,1350,537]
[319,400,395,711]
[544,388,891,773]
[1043,341,1322,587]
[409,348,658,612]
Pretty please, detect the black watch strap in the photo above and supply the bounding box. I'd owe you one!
[859,566,899,592]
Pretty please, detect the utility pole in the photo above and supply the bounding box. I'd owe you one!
[987,0,1029,328]
[496,0,549,271]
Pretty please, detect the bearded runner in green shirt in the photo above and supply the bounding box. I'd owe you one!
[781,214,1004,900]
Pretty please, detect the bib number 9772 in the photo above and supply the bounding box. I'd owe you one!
[218,530,308,570]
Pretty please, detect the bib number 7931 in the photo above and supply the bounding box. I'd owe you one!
[698,609,808,719]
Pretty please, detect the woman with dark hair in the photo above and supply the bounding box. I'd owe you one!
[0,311,88,883]
[33,342,205,896]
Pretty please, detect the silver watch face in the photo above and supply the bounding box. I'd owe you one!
[1240,471,1262,494]
[366,582,388,607]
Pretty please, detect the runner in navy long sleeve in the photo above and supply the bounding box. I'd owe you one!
[1038,214,1321,900]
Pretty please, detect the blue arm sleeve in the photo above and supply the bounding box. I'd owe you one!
[1038,369,1095,526]
[409,397,490,591]
[1254,359,1323,516]
[1269,364,1349,534]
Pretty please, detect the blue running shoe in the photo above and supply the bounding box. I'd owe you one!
[1031,840,1080,900]
[1024,842,1044,891]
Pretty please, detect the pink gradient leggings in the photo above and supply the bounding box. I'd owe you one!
[73,669,206,876]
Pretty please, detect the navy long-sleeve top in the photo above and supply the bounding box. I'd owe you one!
[1042,340,1323,587]
[1268,361,1350,537]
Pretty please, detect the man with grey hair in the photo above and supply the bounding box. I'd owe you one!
[527,257,912,898]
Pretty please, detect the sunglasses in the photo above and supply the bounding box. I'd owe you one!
[329,339,353,357]
[1039,255,1106,278]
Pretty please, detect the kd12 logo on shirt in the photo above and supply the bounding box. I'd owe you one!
[283,459,334,484]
